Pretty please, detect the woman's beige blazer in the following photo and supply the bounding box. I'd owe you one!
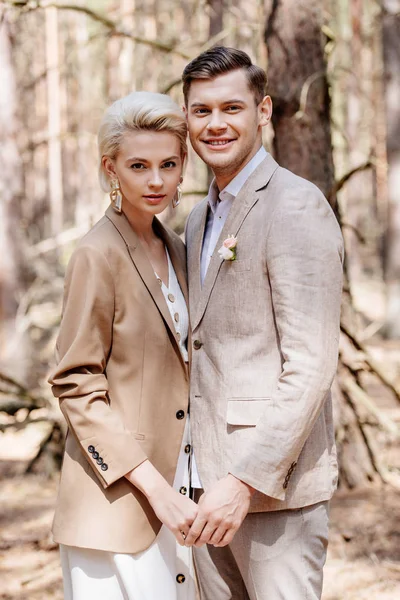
[49,206,189,554]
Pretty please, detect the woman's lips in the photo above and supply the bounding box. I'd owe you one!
[143,195,166,204]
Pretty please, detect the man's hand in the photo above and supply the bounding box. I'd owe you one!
[185,474,255,548]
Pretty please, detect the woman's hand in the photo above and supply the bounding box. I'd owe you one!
[125,460,198,546]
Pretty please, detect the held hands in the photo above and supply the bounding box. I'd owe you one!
[126,460,198,546]
[184,474,254,548]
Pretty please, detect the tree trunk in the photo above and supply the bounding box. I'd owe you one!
[45,6,64,235]
[264,0,382,488]
[382,1,400,338]
[0,11,26,377]
[264,0,335,199]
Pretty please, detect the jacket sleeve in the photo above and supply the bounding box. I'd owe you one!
[49,244,147,489]
[229,187,344,499]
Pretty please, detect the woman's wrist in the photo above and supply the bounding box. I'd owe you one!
[125,459,168,500]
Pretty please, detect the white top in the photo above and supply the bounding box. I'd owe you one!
[200,146,268,285]
[156,249,189,362]
[155,250,202,488]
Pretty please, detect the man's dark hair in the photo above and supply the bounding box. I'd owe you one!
[182,46,267,106]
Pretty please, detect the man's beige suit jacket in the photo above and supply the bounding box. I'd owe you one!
[49,206,189,553]
[185,154,344,511]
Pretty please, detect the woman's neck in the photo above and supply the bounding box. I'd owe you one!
[122,203,158,245]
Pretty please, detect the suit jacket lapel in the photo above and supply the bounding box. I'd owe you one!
[192,154,279,330]
[105,207,185,367]
[187,199,208,323]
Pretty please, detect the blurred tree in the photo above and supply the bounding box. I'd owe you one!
[0,10,27,378]
[382,0,400,338]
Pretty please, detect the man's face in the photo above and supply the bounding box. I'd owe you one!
[185,69,271,187]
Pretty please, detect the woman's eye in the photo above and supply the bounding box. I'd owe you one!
[162,161,177,169]
[130,163,145,169]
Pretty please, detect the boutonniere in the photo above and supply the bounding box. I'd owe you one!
[218,235,238,261]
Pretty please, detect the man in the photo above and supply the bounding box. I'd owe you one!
[182,46,343,600]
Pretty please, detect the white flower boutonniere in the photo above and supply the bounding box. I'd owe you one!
[218,235,238,261]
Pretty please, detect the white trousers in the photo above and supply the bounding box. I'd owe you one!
[60,419,196,600]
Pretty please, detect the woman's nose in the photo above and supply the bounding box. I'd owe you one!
[148,170,163,188]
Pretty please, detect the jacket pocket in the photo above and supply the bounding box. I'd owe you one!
[227,258,252,273]
[226,398,271,426]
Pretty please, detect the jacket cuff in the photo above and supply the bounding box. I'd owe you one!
[80,434,147,489]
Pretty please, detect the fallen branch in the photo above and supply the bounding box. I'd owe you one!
[0,371,50,409]
[340,369,399,436]
[341,324,400,404]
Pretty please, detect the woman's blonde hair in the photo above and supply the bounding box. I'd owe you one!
[98,91,187,192]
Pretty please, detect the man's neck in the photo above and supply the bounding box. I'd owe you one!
[214,145,263,191]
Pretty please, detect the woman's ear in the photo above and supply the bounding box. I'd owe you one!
[102,156,117,180]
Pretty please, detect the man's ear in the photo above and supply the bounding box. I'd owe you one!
[102,156,117,179]
[259,95,273,127]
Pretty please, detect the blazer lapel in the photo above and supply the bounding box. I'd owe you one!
[154,218,189,309]
[105,207,183,358]
[192,154,279,331]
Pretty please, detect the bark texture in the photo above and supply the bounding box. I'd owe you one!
[264,0,335,199]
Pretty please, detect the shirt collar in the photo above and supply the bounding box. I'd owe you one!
[207,146,268,213]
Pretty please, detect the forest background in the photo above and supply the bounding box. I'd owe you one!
[0,0,400,598]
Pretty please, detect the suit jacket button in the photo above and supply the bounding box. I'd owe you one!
[193,340,203,350]
[176,574,185,584]
[92,451,99,459]
[101,463,108,471]
[184,444,191,454]
[96,457,103,465]
[179,486,187,495]
[176,410,185,420]
[88,445,95,453]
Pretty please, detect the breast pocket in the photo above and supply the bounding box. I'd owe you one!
[226,259,252,274]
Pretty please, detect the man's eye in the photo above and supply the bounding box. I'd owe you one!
[194,108,210,115]
[130,163,145,169]
[162,161,177,168]
[226,106,240,112]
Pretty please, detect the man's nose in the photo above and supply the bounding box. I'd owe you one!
[206,110,227,132]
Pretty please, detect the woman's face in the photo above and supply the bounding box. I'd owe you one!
[104,130,184,217]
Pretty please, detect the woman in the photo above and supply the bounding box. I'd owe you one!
[49,91,197,599]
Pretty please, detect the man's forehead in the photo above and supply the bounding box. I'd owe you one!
[188,70,251,105]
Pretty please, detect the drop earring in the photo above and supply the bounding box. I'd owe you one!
[110,179,122,213]
[172,178,183,209]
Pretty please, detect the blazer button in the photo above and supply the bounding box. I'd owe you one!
[88,445,95,453]
[101,463,108,471]
[176,410,185,420]
[193,340,203,350]
[176,574,185,584]
[184,444,191,454]
[92,451,99,460]
[179,486,187,495]
[96,457,103,465]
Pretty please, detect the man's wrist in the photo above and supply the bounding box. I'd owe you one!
[228,473,256,496]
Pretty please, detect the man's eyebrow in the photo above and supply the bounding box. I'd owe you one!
[190,99,246,108]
